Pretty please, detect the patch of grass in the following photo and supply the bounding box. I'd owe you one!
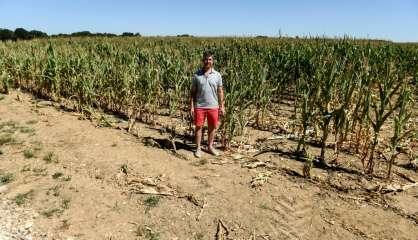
[2,128,16,134]
[52,172,64,179]
[0,149,3,155]
[111,201,122,212]
[62,175,71,181]
[0,172,15,185]
[61,198,71,209]
[135,225,160,240]
[120,163,129,174]
[19,127,35,134]
[40,208,63,218]
[21,165,31,172]
[15,190,34,205]
[144,196,160,209]
[47,185,60,197]
[0,121,19,135]
[33,141,43,151]
[147,230,160,240]
[60,219,71,230]
[98,115,112,128]
[194,233,205,240]
[23,149,35,159]
[0,94,5,101]
[0,120,18,129]
[26,120,38,125]
[259,203,270,210]
[193,176,211,188]
[193,158,208,166]
[43,152,59,163]
[0,134,15,145]
[32,167,47,176]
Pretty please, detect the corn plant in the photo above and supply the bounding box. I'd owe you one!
[295,58,317,155]
[313,47,345,166]
[366,53,408,173]
[331,57,359,161]
[387,87,414,178]
[0,71,10,94]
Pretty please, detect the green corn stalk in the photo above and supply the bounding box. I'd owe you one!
[1,71,10,94]
[295,68,317,155]
[366,58,407,174]
[332,59,359,162]
[350,58,372,155]
[314,49,343,166]
[387,87,414,178]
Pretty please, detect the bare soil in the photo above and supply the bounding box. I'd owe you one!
[0,91,417,240]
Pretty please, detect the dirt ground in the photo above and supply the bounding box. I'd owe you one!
[1,90,417,240]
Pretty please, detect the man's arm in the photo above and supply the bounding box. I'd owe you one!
[190,84,197,116]
[218,86,225,116]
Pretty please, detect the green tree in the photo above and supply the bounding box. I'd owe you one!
[0,28,15,41]
[121,32,134,36]
[71,31,92,37]
[14,28,31,40]
[30,30,48,38]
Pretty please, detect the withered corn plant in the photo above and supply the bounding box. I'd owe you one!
[366,50,408,173]
[295,59,317,155]
[387,86,414,178]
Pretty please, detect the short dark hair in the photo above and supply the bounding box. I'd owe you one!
[203,50,214,60]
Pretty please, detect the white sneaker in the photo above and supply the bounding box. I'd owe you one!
[194,149,202,158]
[208,147,221,156]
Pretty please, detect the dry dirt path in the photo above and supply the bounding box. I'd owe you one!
[0,91,417,240]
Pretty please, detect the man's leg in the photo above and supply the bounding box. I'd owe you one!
[207,108,220,155]
[208,124,216,150]
[194,108,205,158]
[195,125,203,150]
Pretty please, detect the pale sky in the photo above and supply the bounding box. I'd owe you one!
[1,0,417,42]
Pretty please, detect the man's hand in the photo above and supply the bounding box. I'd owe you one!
[190,85,196,119]
[218,86,225,116]
[190,105,195,118]
[219,105,225,116]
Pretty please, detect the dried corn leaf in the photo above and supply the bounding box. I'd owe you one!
[250,171,273,188]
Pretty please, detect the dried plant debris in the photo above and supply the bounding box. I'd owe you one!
[143,137,162,148]
[243,159,267,169]
[0,172,15,186]
[210,157,232,165]
[230,153,245,160]
[127,175,176,196]
[366,182,418,194]
[123,173,207,210]
[215,219,230,240]
[179,193,205,208]
[242,159,277,170]
[250,171,273,188]
[395,171,416,183]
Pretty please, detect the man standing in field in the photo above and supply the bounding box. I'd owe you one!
[190,51,225,158]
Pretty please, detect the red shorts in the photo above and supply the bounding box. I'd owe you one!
[194,108,219,127]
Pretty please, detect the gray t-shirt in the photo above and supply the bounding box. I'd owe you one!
[192,68,223,108]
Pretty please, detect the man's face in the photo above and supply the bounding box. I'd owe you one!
[203,56,213,69]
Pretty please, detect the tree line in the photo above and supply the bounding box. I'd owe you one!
[0,27,141,41]
[0,28,48,41]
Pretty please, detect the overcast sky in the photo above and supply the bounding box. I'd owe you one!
[1,0,417,42]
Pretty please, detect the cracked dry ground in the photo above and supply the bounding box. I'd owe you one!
[0,91,417,240]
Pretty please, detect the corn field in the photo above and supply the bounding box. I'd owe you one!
[1,37,417,176]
